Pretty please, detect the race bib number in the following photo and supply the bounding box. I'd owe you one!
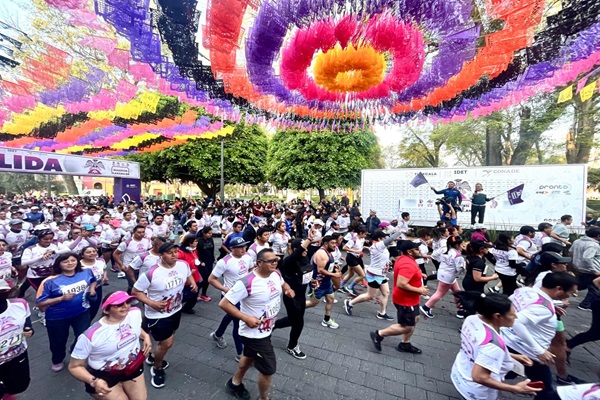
[0,332,22,351]
[301,271,313,285]
[61,280,87,295]
[164,276,183,290]
[265,300,281,318]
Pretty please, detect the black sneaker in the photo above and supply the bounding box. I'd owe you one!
[151,368,166,388]
[286,346,307,360]
[145,354,170,369]
[557,374,587,386]
[347,286,358,296]
[578,305,592,311]
[397,342,422,354]
[344,298,353,316]
[226,378,251,400]
[370,331,382,352]
[337,287,349,294]
[182,308,196,314]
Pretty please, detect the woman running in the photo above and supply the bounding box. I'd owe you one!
[339,226,368,296]
[462,241,498,293]
[344,229,401,320]
[196,226,215,302]
[426,227,449,281]
[490,234,519,296]
[69,291,152,400]
[420,235,465,319]
[80,246,108,319]
[178,235,202,314]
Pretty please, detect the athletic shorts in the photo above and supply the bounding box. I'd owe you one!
[394,304,419,327]
[0,350,30,395]
[143,310,182,342]
[312,279,334,299]
[241,335,277,376]
[366,274,388,289]
[346,253,364,268]
[84,364,144,394]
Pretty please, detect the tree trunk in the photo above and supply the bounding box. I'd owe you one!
[195,182,218,199]
[566,100,596,164]
[318,188,326,200]
[485,124,503,166]
[62,175,79,195]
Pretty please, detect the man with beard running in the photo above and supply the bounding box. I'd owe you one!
[305,236,342,329]
[370,240,429,354]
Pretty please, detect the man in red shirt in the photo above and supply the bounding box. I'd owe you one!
[370,240,429,354]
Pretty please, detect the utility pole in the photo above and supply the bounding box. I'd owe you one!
[46,175,51,198]
[220,139,225,202]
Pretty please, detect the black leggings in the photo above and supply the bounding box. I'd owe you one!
[426,259,440,281]
[198,265,213,296]
[567,299,600,350]
[274,283,307,350]
[498,273,518,296]
[470,205,486,224]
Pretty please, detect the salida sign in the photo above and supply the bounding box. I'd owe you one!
[0,148,140,179]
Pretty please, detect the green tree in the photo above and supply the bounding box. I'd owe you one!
[267,130,382,199]
[128,124,268,198]
[0,173,64,196]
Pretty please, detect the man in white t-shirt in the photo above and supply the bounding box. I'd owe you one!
[549,215,573,251]
[133,243,196,389]
[114,225,151,289]
[500,272,578,399]
[247,227,271,264]
[149,214,169,239]
[75,206,101,227]
[220,248,295,400]
[208,237,253,360]
[399,212,412,239]
[515,226,538,266]
[336,209,350,235]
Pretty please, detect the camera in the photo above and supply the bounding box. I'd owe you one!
[435,197,453,206]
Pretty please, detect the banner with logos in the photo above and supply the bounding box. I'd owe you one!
[361,165,587,229]
[0,147,140,179]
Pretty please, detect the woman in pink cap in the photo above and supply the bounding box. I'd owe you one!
[69,291,151,400]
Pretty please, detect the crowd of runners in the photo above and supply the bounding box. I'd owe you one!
[0,190,598,400]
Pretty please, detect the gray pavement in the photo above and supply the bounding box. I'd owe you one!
[22,255,600,400]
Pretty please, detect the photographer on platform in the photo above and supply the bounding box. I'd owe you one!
[431,182,462,211]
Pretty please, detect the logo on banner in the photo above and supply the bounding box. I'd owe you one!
[111,161,130,176]
[84,160,105,175]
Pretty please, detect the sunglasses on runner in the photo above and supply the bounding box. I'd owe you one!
[259,257,280,264]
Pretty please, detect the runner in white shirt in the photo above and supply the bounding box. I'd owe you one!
[515,226,539,265]
[99,219,125,265]
[500,272,578,399]
[399,212,412,239]
[149,214,169,238]
[209,237,253,360]
[0,240,14,281]
[5,219,29,256]
[75,206,101,227]
[69,292,152,398]
[129,236,167,276]
[269,222,291,257]
[557,384,600,400]
[221,248,295,400]
[114,225,151,289]
[133,243,196,389]
[450,293,539,400]
[52,221,70,244]
[247,227,271,264]
[0,210,9,235]
[59,225,99,256]
[21,230,71,289]
[120,212,136,234]
[163,209,175,232]
[80,246,108,318]
[429,227,449,280]
[415,229,433,290]
[220,214,236,239]
[533,222,553,248]
[421,235,465,319]
[344,230,401,320]
[339,226,368,296]
[336,209,350,235]
[0,285,34,398]
[197,209,214,230]
[490,234,520,296]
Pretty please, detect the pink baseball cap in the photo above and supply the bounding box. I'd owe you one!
[102,291,135,311]
[109,219,122,228]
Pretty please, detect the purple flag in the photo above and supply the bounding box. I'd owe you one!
[410,172,429,188]
[507,184,524,205]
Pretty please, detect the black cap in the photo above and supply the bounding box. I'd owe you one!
[540,251,571,265]
[399,240,420,252]
[290,238,304,251]
[158,243,177,253]
[470,240,493,249]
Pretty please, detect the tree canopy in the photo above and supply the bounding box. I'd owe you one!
[127,124,268,198]
[267,130,382,199]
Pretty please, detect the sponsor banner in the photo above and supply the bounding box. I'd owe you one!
[0,147,140,179]
[361,165,587,229]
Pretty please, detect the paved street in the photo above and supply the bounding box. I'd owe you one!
[22,255,600,400]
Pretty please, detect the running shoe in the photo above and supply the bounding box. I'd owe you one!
[344,298,353,316]
[51,363,64,372]
[421,294,430,300]
[110,266,119,273]
[145,354,170,369]
[420,305,434,319]
[376,312,394,321]
[346,286,358,296]
[397,342,422,354]
[487,286,500,294]
[151,368,166,388]
[226,378,251,400]
[337,286,349,294]
[322,297,338,303]
[286,346,307,360]
[361,279,368,287]
[235,354,241,362]
[321,319,339,329]
[117,271,126,279]
[198,294,212,302]
[578,305,592,311]
[210,331,227,348]
[370,331,382,352]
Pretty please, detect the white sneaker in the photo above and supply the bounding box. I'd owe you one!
[117,272,126,279]
[321,319,339,329]
[322,297,338,304]
[421,295,430,300]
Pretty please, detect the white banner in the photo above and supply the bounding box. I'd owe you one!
[361,165,587,229]
[0,147,140,179]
